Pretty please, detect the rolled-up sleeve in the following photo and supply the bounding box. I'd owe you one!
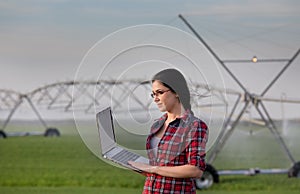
[186,120,208,171]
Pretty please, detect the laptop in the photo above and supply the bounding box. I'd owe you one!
[96,107,149,172]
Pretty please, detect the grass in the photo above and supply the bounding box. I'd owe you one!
[0,187,143,194]
[0,121,300,193]
[0,136,144,188]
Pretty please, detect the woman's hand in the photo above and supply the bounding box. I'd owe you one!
[128,161,158,174]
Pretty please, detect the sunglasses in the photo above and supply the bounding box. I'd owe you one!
[151,89,170,98]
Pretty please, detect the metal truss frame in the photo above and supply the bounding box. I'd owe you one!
[179,14,300,166]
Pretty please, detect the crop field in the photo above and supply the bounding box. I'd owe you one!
[0,120,300,194]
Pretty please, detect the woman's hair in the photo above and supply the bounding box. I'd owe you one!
[152,68,191,111]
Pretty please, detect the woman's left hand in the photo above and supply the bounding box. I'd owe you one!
[128,161,158,174]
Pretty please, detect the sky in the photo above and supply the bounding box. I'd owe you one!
[1,0,300,119]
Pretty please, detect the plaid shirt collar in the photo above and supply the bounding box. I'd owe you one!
[150,109,191,135]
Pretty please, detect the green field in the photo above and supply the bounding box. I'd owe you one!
[0,120,300,193]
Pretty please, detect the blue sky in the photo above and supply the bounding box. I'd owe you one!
[1,0,299,98]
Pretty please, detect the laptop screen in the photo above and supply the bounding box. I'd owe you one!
[96,107,117,154]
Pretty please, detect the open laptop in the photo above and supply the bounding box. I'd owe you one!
[96,107,149,172]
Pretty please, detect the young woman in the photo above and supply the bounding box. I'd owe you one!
[129,68,208,193]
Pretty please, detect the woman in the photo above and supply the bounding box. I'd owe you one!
[129,68,208,193]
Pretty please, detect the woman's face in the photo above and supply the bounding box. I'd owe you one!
[151,80,179,112]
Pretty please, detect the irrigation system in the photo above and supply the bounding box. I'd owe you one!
[178,14,300,188]
[1,14,299,189]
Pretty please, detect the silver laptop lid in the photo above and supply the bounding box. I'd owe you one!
[96,107,117,155]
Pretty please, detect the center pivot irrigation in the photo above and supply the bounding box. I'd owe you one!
[1,15,299,190]
[0,80,228,138]
[179,14,300,189]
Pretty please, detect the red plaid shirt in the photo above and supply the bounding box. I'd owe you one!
[143,109,208,194]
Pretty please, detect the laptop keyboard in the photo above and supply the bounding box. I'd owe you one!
[111,149,140,164]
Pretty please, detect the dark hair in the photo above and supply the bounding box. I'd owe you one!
[152,68,191,111]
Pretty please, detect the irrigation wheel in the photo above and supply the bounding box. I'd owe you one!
[0,130,7,138]
[288,161,300,178]
[44,128,60,137]
[194,164,219,189]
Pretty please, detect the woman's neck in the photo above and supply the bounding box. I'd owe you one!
[166,104,185,122]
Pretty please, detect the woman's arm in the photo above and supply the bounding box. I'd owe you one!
[154,164,203,178]
[128,161,203,178]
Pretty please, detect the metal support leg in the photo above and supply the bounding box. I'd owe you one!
[255,101,295,164]
[207,94,241,163]
[208,98,250,163]
[1,97,23,130]
[24,96,48,129]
